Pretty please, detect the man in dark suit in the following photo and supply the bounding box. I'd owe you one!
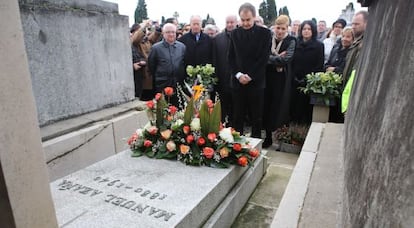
[178,15,213,68]
[228,3,271,138]
[213,15,238,125]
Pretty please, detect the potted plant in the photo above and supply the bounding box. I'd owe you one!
[273,124,309,154]
[299,72,342,122]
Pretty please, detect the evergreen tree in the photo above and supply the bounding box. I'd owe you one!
[134,0,148,23]
[259,1,268,24]
[279,6,291,24]
[202,14,211,27]
[282,6,289,16]
[266,0,277,25]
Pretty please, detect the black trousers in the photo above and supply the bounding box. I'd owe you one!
[218,88,233,126]
[232,86,264,138]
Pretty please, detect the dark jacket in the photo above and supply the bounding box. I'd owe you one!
[264,35,296,130]
[292,39,325,85]
[324,40,350,75]
[342,35,364,85]
[148,40,186,91]
[228,25,272,89]
[178,31,213,67]
[213,30,232,90]
[132,45,145,97]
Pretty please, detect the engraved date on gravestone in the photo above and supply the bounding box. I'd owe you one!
[93,176,168,200]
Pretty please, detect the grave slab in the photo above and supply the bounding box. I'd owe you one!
[51,138,264,227]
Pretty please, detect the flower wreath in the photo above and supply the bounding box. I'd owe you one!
[127,87,259,168]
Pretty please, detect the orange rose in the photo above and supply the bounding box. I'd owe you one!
[249,148,259,158]
[238,156,248,166]
[207,133,216,142]
[146,100,155,109]
[164,87,174,96]
[233,143,242,152]
[180,144,190,155]
[197,137,206,146]
[155,93,162,101]
[144,140,152,148]
[219,147,229,158]
[203,147,215,159]
[166,141,176,152]
[160,129,172,140]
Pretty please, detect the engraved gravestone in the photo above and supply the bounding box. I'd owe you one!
[51,138,265,227]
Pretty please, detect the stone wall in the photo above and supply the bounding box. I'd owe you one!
[19,0,134,126]
[343,0,414,227]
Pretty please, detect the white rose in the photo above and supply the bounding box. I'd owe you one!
[166,141,176,152]
[219,127,234,143]
[144,122,152,131]
[173,119,184,128]
[190,118,201,131]
[135,129,143,137]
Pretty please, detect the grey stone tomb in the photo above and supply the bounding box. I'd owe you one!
[51,138,267,227]
[0,0,57,227]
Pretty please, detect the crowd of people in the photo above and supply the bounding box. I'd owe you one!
[129,2,368,148]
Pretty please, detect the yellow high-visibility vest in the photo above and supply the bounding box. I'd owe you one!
[341,70,356,113]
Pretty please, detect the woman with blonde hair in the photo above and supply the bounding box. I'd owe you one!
[262,15,297,148]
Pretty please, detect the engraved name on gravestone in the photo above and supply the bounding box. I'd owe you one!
[55,175,175,222]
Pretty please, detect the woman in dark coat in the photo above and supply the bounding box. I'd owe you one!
[262,15,297,148]
[291,20,325,124]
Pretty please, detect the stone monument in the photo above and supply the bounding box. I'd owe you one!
[19,0,134,126]
[343,0,414,226]
[0,0,57,227]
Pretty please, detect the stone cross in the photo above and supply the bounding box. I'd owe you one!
[0,0,57,227]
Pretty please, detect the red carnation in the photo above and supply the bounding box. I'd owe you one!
[127,133,138,145]
[146,100,155,109]
[238,156,248,166]
[144,140,152,148]
[186,134,194,144]
[249,148,259,158]
[169,105,177,115]
[207,133,216,142]
[183,125,190,135]
[197,137,206,146]
[155,93,162,101]
[164,87,174,96]
[203,147,215,159]
[233,143,242,152]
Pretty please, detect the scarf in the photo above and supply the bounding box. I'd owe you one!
[271,33,288,55]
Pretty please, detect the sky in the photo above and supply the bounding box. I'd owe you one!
[104,0,365,30]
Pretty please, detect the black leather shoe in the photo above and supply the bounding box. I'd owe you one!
[262,138,273,148]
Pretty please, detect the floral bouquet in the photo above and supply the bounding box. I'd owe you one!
[183,64,217,100]
[127,87,259,168]
[299,72,342,106]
